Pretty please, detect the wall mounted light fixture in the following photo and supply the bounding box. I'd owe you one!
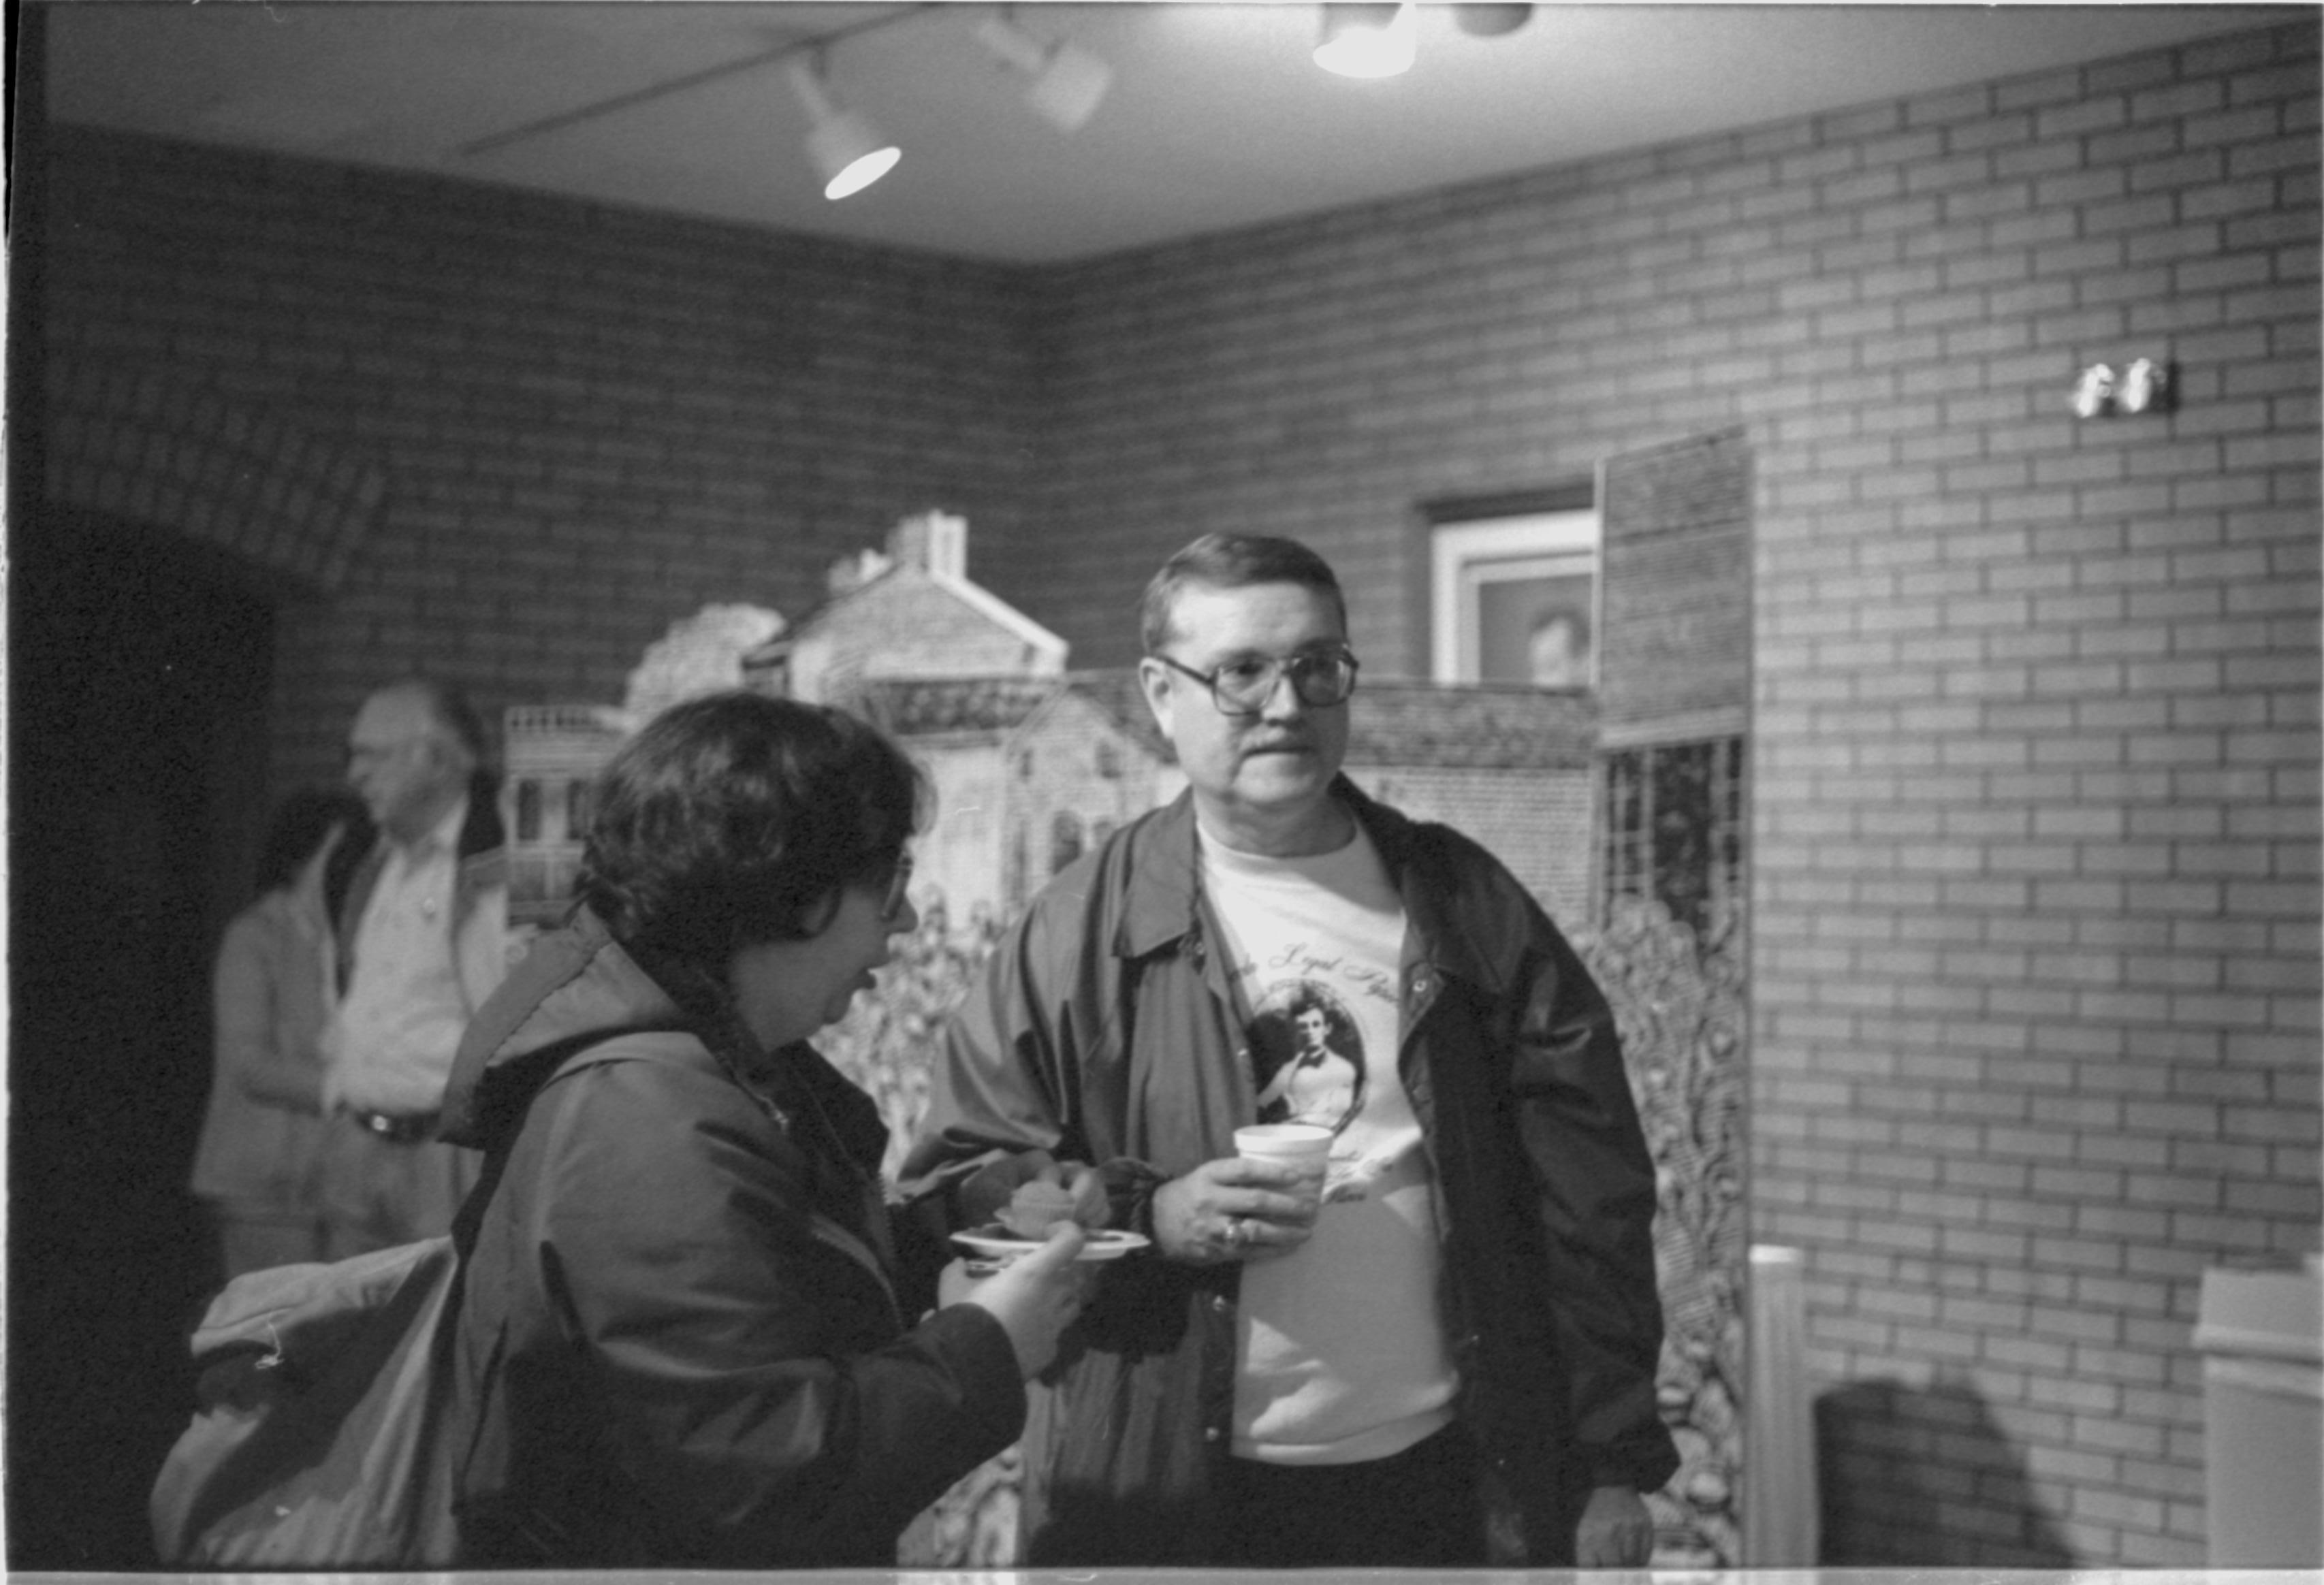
[2071,357,2176,419]
[2070,363,2116,419]
[2117,357,2172,415]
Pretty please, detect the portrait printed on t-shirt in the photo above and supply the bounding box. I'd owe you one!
[1249,982,1366,1135]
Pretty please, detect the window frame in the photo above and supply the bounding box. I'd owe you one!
[1427,508,1601,688]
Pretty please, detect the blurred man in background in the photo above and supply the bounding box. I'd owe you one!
[319,676,514,1255]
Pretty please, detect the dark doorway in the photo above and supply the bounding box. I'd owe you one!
[8,513,276,1567]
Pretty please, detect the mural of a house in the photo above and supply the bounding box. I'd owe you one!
[506,511,1608,931]
[855,669,1184,927]
[502,703,630,926]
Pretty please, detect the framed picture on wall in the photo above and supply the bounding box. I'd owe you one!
[1429,509,1599,687]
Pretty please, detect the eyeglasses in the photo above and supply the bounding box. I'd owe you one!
[1151,646,1360,716]
[879,852,915,924]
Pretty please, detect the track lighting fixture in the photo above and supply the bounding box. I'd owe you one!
[1453,3,1534,37]
[976,10,1113,133]
[786,52,900,201]
[1314,2,1417,80]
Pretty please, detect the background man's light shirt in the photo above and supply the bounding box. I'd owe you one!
[326,799,473,1117]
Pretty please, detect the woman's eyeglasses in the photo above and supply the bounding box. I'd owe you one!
[880,853,915,924]
[1150,645,1360,716]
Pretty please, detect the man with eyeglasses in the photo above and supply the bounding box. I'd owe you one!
[905,534,1674,1569]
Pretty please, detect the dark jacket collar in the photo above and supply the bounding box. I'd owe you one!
[1114,791,1205,960]
[456,771,506,860]
[439,908,891,1184]
[439,906,682,1149]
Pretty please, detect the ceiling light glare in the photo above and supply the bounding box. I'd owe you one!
[1315,3,1417,79]
[786,56,900,201]
[977,14,1113,132]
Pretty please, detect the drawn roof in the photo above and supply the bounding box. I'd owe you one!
[789,560,1068,667]
[855,675,1057,738]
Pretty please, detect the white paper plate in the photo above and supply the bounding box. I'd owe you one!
[952,1226,1151,1263]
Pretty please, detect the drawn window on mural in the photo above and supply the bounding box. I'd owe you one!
[515,780,543,844]
[1429,511,1599,688]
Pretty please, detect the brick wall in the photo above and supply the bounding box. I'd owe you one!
[33,17,2320,1567]
[1021,21,2320,1566]
[41,127,1043,788]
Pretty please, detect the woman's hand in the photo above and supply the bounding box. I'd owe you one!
[951,1223,1092,1380]
[1149,1156,1320,1265]
[1574,1484,1653,1567]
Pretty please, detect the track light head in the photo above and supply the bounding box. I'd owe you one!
[786,54,900,201]
[1315,2,1416,79]
[976,14,1112,132]
[1453,3,1533,37]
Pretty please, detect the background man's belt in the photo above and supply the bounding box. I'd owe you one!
[354,1110,439,1144]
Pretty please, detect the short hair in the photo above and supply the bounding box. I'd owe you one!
[577,692,924,977]
[1139,533,1348,656]
[254,786,370,897]
[1285,989,1336,1032]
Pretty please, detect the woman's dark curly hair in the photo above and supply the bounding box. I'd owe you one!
[577,692,924,976]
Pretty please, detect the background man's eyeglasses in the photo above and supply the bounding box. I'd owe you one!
[1152,647,1360,716]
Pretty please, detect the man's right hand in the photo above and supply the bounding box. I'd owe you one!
[1150,1156,1321,1265]
[954,1222,1091,1380]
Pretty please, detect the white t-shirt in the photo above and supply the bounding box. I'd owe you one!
[1200,820,1459,1466]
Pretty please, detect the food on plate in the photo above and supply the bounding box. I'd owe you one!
[998,1177,1083,1239]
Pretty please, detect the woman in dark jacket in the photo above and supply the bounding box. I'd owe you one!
[439,692,1085,1567]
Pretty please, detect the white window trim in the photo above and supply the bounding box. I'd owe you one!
[1429,509,1599,685]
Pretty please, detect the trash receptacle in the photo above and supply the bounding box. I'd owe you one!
[2194,1260,2322,1567]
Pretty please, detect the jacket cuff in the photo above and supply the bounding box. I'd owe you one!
[1585,1431,1683,1496]
[919,1302,1030,1448]
[1098,1157,1168,1235]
